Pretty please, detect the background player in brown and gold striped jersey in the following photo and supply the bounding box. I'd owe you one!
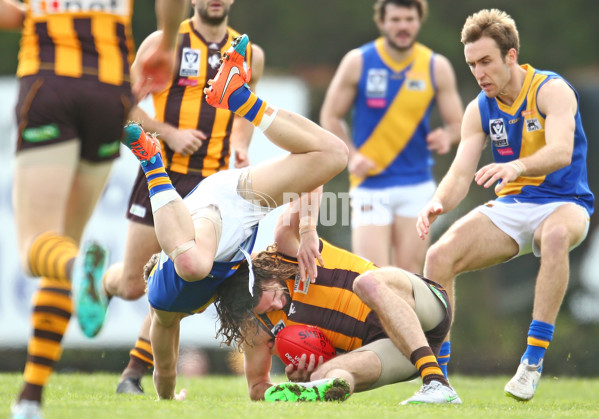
[90,0,265,395]
[3,0,187,416]
[214,194,461,404]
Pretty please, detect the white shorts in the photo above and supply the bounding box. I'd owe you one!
[350,181,436,227]
[184,168,271,261]
[475,200,590,258]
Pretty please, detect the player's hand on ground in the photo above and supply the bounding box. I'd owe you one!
[174,388,187,401]
[164,129,206,156]
[416,200,444,239]
[348,152,377,178]
[426,127,452,155]
[475,162,521,193]
[297,230,323,284]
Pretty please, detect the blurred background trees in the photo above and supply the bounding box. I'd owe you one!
[0,0,597,376]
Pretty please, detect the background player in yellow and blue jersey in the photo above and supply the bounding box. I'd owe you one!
[320,0,463,274]
[417,9,594,402]
[1,0,186,417]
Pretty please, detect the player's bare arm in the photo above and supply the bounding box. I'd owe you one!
[320,50,362,154]
[417,99,485,238]
[426,53,464,154]
[242,327,276,401]
[0,0,26,29]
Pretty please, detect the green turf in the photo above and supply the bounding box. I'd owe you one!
[2,373,599,418]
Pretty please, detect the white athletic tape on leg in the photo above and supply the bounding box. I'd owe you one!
[150,189,180,213]
[257,105,278,132]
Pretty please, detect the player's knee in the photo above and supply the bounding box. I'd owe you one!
[119,279,146,300]
[541,223,571,254]
[322,133,349,172]
[424,241,455,279]
[353,271,382,306]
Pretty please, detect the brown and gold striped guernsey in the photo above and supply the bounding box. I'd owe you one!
[152,21,252,177]
[17,0,134,86]
[259,239,388,353]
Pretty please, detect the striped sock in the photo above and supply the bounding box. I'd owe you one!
[521,320,553,372]
[128,337,154,371]
[411,346,448,386]
[19,278,73,403]
[28,232,78,281]
[227,85,278,131]
[438,341,451,379]
[141,153,174,198]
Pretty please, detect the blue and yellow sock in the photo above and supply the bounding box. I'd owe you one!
[521,320,553,371]
[140,153,174,198]
[227,85,277,131]
[438,341,451,379]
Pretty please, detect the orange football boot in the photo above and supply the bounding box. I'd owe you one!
[205,34,251,110]
[123,122,161,166]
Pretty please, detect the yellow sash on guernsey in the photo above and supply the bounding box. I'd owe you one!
[350,42,434,189]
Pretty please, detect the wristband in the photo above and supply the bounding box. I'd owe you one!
[508,160,526,177]
[299,217,317,235]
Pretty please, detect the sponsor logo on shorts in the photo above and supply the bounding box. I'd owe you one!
[22,124,60,142]
[129,204,147,218]
[429,284,447,308]
[98,141,120,157]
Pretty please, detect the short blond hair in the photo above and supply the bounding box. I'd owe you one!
[373,0,428,23]
[461,9,519,57]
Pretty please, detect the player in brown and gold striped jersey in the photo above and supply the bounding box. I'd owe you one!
[4,0,187,417]
[214,192,462,405]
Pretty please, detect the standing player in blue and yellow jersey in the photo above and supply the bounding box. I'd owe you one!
[417,9,594,401]
[78,0,265,395]
[2,0,186,417]
[320,0,463,275]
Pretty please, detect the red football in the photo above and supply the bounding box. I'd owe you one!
[275,325,336,368]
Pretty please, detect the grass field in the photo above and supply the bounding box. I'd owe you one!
[2,373,599,418]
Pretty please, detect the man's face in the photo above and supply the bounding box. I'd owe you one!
[378,4,421,52]
[252,280,289,315]
[464,36,512,98]
[194,0,233,26]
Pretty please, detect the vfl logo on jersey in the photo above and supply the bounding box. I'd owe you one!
[272,320,286,336]
[208,52,221,70]
[30,0,130,16]
[294,275,309,294]
[366,68,388,108]
[526,118,542,132]
[489,118,509,147]
[180,48,200,77]
[288,303,297,316]
[406,79,426,91]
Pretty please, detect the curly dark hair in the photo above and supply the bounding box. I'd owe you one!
[142,253,161,291]
[214,244,298,348]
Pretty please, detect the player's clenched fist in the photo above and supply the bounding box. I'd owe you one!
[416,200,444,239]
